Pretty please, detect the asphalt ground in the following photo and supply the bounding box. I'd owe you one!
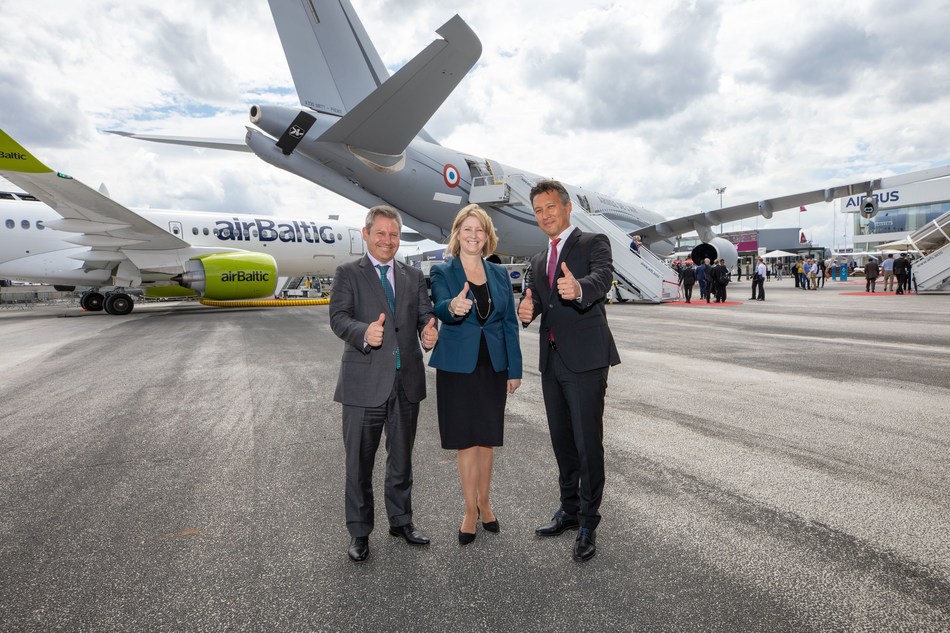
[0,278,948,632]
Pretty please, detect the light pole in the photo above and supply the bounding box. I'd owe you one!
[716,186,726,232]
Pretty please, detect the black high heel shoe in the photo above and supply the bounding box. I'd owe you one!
[478,507,500,533]
[458,530,476,545]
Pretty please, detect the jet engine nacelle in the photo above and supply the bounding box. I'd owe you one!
[174,252,278,300]
[689,237,739,270]
[860,197,880,219]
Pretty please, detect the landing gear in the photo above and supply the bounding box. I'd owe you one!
[103,292,134,315]
[80,291,105,312]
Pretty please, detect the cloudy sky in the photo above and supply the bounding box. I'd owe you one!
[2,0,949,253]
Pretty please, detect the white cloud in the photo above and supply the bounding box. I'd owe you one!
[1,0,948,251]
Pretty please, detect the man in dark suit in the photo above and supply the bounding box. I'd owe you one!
[517,180,620,562]
[329,205,439,562]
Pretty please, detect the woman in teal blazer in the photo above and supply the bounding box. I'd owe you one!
[429,204,522,544]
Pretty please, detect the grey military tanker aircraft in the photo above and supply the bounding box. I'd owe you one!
[111,0,950,272]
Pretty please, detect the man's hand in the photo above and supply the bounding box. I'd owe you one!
[365,313,385,347]
[450,282,472,317]
[518,288,535,324]
[507,378,522,394]
[556,262,581,301]
[421,317,438,350]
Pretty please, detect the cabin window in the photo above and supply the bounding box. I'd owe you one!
[4,219,13,229]
[36,221,45,230]
[203,228,209,235]
[20,219,30,229]
[192,227,199,235]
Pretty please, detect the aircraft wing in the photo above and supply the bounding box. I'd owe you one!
[637,164,950,244]
[0,128,189,251]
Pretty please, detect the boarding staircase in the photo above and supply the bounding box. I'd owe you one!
[470,175,680,303]
[906,210,950,291]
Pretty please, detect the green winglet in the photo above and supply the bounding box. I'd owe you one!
[0,129,55,174]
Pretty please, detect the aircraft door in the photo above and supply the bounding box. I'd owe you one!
[168,221,183,236]
[348,229,364,255]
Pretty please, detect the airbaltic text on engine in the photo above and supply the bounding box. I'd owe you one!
[221,270,270,282]
[214,218,337,243]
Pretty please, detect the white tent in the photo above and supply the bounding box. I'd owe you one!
[763,249,797,258]
[875,236,921,251]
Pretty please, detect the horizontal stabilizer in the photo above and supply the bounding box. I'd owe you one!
[105,131,252,153]
[317,14,481,156]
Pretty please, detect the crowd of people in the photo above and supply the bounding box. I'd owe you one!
[668,253,916,300]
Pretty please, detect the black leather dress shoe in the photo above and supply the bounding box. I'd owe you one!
[389,523,430,545]
[573,528,596,562]
[348,536,369,562]
[535,509,579,536]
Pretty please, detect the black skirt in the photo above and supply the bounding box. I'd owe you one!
[436,333,508,449]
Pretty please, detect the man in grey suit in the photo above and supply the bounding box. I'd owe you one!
[518,180,620,562]
[330,205,439,562]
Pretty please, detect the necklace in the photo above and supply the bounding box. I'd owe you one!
[472,283,493,320]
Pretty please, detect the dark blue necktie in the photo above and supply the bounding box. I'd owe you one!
[376,264,400,370]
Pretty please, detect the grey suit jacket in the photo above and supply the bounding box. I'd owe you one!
[330,255,435,407]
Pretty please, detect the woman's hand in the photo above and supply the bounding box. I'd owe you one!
[507,379,521,394]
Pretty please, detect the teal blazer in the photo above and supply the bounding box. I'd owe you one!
[428,257,522,379]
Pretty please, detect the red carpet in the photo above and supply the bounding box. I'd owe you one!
[665,300,744,307]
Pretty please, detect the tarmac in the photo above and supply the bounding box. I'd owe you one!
[0,278,948,632]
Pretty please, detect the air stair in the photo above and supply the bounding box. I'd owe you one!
[471,175,680,303]
[906,210,950,291]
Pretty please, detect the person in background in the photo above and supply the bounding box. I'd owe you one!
[893,253,909,295]
[750,256,767,301]
[696,258,709,302]
[679,259,697,303]
[881,254,896,291]
[428,204,522,545]
[864,257,880,293]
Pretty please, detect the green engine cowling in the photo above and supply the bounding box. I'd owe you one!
[175,252,278,300]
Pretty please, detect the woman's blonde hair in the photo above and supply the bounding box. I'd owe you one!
[446,204,498,258]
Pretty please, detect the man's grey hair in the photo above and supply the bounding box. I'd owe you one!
[364,205,403,232]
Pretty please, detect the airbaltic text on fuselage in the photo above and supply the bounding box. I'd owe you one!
[214,218,337,243]
[221,271,270,282]
[0,151,28,160]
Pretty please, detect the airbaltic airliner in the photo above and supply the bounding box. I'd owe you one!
[0,129,364,315]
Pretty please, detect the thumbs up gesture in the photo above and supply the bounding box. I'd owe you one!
[421,317,438,350]
[366,312,385,347]
[557,262,581,300]
[518,288,535,324]
[450,282,473,317]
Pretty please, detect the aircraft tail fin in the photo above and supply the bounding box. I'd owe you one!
[315,14,480,155]
[267,0,391,117]
[268,1,481,155]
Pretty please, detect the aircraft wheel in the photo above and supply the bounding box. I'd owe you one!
[81,292,105,311]
[104,293,134,316]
